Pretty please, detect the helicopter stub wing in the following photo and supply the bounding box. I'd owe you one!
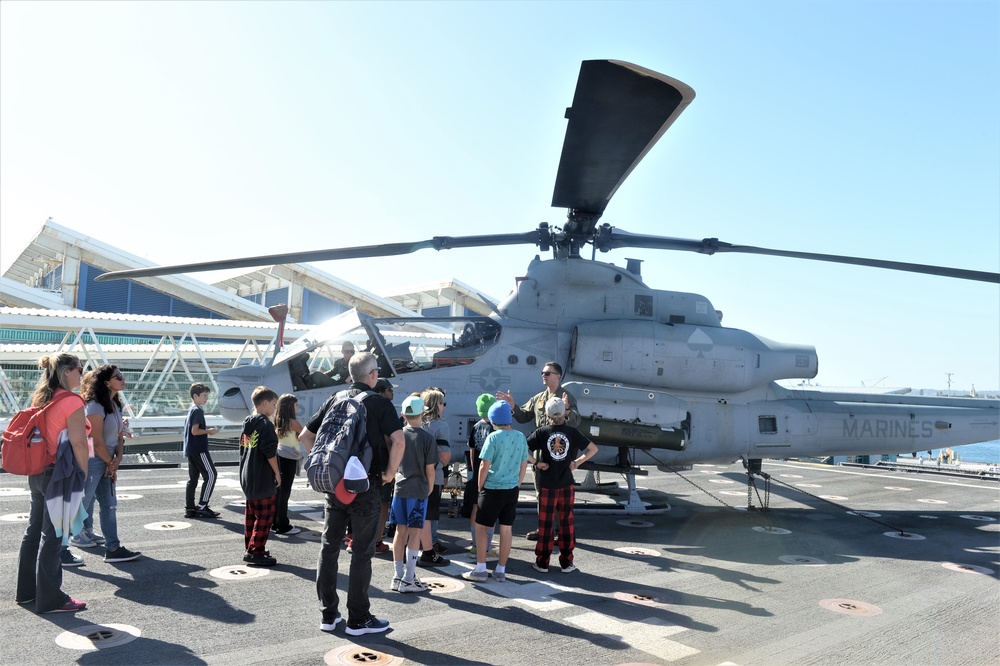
[551,60,695,229]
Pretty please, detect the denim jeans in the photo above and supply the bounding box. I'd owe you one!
[82,457,120,550]
[17,469,71,612]
[316,481,380,625]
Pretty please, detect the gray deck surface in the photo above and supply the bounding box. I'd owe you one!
[2,460,998,665]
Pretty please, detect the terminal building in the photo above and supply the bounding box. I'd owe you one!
[0,219,495,444]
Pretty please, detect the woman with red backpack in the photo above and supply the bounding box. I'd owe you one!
[15,353,91,613]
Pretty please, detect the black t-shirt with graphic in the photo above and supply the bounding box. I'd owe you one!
[526,423,590,490]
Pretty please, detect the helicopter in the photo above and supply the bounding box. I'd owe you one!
[98,60,1000,513]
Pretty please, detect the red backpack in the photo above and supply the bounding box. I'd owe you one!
[1,392,74,475]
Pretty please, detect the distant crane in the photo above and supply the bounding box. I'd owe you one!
[861,376,888,388]
[946,372,954,393]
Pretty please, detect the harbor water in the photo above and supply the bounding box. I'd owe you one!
[927,439,1000,464]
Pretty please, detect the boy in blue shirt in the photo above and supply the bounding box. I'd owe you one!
[462,401,530,583]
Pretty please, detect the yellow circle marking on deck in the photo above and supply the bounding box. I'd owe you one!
[324,644,403,666]
[819,599,882,617]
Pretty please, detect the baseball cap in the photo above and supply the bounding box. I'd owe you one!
[334,456,370,504]
[545,396,566,418]
[488,400,512,426]
[402,395,424,417]
[475,393,496,419]
[373,378,396,392]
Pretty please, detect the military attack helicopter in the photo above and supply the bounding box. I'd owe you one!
[100,60,999,513]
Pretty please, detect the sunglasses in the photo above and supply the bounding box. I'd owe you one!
[541,371,559,376]
[68,365,84,373]
[113,372,125,381]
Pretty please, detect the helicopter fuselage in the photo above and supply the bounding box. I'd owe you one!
[214,257,999,471]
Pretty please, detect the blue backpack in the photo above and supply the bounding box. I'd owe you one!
[305,389,374,494]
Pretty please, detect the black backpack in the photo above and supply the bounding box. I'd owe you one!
[305,389,375,494]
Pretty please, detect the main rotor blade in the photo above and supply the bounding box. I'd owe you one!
[603,229,1000,283]
[94,230,547,282]
[551,60,695,223]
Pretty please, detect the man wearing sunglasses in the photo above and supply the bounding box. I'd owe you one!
[496,362,580,540]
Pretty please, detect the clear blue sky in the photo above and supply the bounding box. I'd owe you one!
[2,1,998,392]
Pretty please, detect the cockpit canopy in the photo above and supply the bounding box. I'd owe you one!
[271,309,501,391]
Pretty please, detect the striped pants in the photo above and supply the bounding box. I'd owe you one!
[186,452,217,510]
[244,495,276,554]
[535,485,575,569]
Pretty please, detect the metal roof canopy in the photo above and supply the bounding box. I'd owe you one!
[2,220,274,320]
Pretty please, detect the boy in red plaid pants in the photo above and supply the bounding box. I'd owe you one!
[239,386,281,567]
[527,397,598,574]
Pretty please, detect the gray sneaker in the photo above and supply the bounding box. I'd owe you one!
[461,569,489,582]
[69,532,96,548]
[83,529,106,545]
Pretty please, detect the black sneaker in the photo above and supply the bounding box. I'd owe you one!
[195,506,220,518]
[320,613,342,632]
[104,547,141,563]
[345,615,390,636]
[61,550,84,567]
[185,510,198,518]
[244,552,277,567]
[417,551,450,568]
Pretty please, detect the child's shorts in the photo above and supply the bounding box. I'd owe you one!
[476,487,519,527]
[390,496,428,529]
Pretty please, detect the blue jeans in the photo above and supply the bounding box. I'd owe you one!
[82,457,120,550]
[316,481,381,625]
[17,469,71,612]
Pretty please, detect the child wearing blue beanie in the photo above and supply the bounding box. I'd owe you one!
[462,399,531,583]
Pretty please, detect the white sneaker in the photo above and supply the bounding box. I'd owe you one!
[390,576,401,591]
[484,548,500,562]
[398,579,430,594]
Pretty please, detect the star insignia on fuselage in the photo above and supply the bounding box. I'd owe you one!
[472,367,510,393]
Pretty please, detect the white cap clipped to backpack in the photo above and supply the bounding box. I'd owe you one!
[334,455,369,504]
